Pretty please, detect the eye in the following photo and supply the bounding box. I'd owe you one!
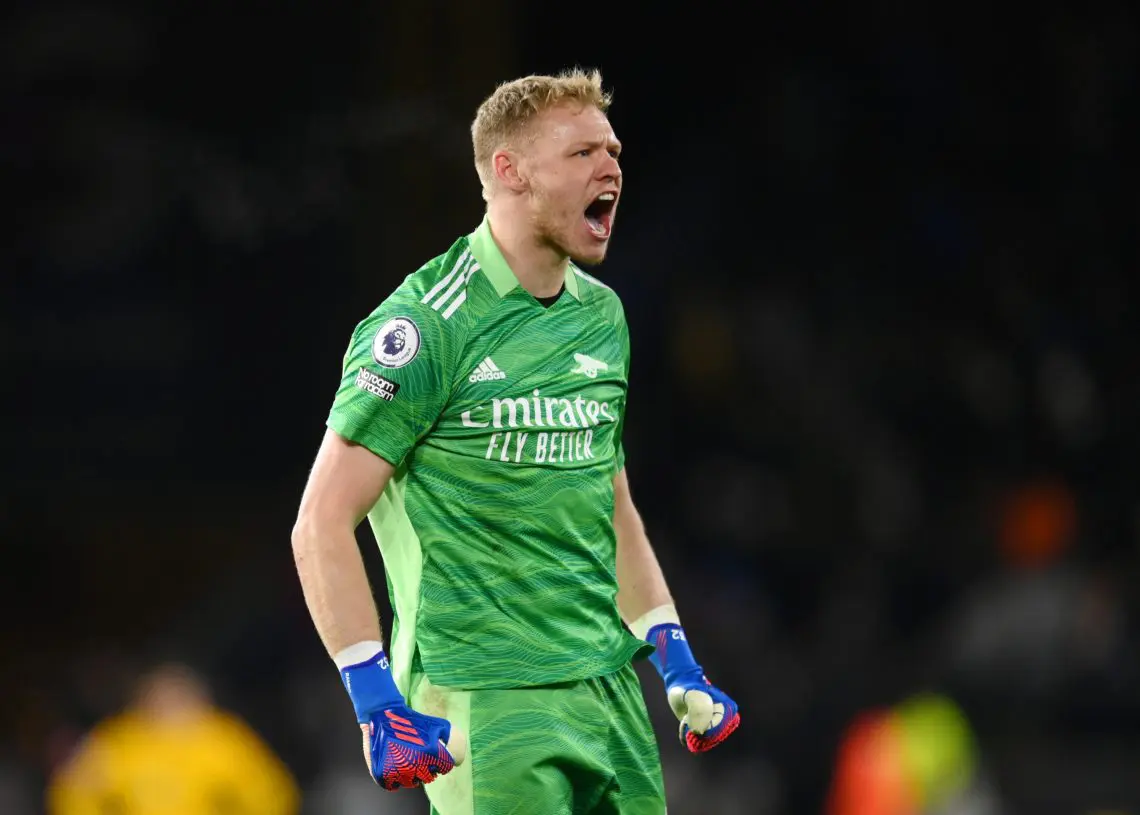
[576,149,591,157]
[608,148,621,159]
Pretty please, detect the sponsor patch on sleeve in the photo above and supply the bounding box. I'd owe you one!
[354,368,401,401]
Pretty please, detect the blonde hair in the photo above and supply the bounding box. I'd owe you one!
[471,67,612,201]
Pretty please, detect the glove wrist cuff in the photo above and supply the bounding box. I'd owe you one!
[338,647,404,723]
[629,603,680,640]
[646,622,704,688]
[334,640,386,670]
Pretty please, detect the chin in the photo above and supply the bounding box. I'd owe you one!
[546,223,609,267]
[570,237,609,267]
[570,251,606,267]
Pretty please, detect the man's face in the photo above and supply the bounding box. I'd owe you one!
[517,102,622,266]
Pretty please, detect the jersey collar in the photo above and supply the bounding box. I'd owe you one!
[468,216,582,302]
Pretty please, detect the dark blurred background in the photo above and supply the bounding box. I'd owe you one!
[4,2,1140,813]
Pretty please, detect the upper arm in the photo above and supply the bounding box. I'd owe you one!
[305,286,459,531]
[326,290,459,468]
[295,428,396,531]
[614,466,631,506]
[612,466,643,535]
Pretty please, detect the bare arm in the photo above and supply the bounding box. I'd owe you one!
[613,467,741,748]
[291,428,395,658]
[613,467,674,625]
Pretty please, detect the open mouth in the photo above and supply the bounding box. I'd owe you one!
[583,192,617,239]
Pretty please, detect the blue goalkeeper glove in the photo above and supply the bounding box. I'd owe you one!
[644,620,740,753]
[339,647,466,790]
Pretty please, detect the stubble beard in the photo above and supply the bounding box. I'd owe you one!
[529,186,606,268]
[530,186,570,260]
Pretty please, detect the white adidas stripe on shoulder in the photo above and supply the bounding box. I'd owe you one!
[421,251,480,320]
[421,249,469,305]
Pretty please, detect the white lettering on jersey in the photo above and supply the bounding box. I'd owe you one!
[473,389,613,465]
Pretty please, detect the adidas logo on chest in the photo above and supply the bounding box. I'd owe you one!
[469,357,507,383]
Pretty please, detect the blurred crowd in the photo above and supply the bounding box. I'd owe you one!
[5,2,1139,813]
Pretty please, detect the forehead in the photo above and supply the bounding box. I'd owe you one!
[529,102,617,146]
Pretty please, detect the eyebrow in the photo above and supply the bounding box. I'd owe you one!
[571,138,622,152]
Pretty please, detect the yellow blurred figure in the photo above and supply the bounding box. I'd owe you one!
[46,662,300,815]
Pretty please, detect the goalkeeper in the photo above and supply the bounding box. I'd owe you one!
[292,68,739,814]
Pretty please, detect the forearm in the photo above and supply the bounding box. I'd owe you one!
[614,488,673,626]
[291,517,383,658]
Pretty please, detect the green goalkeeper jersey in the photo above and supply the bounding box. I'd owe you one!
[327,217,649,692]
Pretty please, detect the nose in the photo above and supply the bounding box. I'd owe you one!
[599,154,621,184]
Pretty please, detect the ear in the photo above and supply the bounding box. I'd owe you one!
[492,148,528,193]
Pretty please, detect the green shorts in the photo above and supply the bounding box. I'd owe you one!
[408,663,666,815]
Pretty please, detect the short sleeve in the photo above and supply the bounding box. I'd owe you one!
[614,308,630,473]
[326,293,458,467]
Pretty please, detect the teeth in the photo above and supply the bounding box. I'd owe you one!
[598,193,615,201]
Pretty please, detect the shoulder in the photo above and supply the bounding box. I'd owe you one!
[397,239,481,318]
[64,713,136,763]
[206,710,270,747]
[366,239,476,321]
[570,264,626,329]
[352,238,480,363]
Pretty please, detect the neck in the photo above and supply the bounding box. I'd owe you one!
[485,202,567,299]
